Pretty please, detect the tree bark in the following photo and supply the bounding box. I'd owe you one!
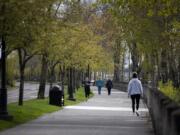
[60,65,65,92]
[17,48,35,105]
[18,67,25,106]
[160,50,168,83]
[113,40,121,82]
[68,68,75,100]
[94,72,97,81]
[86,64,90,79]
[49,68,54,91]
[168,44,179,88]
[178,56,180,88]
[75,70,81,90]
[131,42,139,73]
[113,53,121,82]
[72,68,76,92]
[121,52,125,81]
[49,61,59,90]
[38,54,48,99]
[18,49,25,106]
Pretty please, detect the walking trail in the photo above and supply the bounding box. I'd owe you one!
[0,87,154,135]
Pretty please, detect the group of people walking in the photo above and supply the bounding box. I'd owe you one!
[83,77,113,97]
[95,79,113,95]
[83,72,143,116]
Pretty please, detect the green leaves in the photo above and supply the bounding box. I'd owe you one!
[98,0,180,87]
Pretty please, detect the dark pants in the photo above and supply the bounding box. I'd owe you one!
[98,86,102,95]
[131,94,141,112]
[85,86,90,98]
[107,87,111,95]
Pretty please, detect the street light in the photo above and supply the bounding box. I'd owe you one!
[0,36,13,120]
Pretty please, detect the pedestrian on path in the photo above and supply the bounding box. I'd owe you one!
[95,79,104,95]
[128,72,143,116]
[106,79,113,95]
[84,77,91,98]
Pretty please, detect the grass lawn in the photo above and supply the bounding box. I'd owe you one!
[0,87,93,132]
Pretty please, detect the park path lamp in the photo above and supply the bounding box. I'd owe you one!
[0,36,13,120]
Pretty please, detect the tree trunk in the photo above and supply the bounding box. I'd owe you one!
[72,68,76,93]
[0,36,8,114]
[18,49,25,106]
[121,53,125,81]
[38,55,48,99]
[94,72,97,81]
[178,56,180,88]
[49,62,59,90]
[17,48,34,105]
[18,67,25,106]
[49,65,55,91]
[160,50,168,83]
[131,42,139,73]
[86,64,90,79]
[113,58,120,82]
[154,50,160,87]
[60,65,65,92]
[75,70,81,90]
[168,44,179,88]
[68,68,75,100]
[113,41,121,82]
[58,65,62,82]
[156,51,161,83]
[82,72,85,82]
[150,53,157,87]
[128,52,131,81]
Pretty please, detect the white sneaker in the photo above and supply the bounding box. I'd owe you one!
[136,111,139,116]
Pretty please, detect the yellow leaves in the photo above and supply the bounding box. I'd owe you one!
[3,0,114,73]
[147,9,154,17]
[42,19,111,71]
[159,81,180,103]
[65,24,111,71]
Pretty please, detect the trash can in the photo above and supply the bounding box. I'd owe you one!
[49,85,63,106]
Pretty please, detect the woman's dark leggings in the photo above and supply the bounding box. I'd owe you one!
[131,94,141,112]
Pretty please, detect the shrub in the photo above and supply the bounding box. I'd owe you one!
[158,81,180,104]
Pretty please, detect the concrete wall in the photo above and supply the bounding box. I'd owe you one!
[114,82,180,135]
[144,87,180,135]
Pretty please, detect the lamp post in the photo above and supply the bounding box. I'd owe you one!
[0,36,13,120]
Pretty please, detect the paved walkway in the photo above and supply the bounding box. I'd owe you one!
[1,87,154,135]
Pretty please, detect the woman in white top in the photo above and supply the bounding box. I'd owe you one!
[128,72,143,116]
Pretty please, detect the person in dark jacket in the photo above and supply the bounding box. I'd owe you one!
[106,79,113,95]
[84,77,91,98]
